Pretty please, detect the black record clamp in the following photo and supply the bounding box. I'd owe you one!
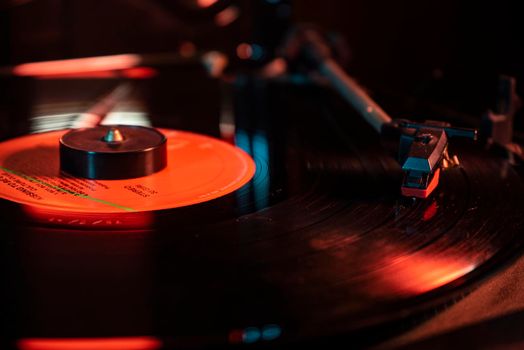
[59,125,167,180]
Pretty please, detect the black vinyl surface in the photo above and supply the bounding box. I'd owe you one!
[1,76,524,349]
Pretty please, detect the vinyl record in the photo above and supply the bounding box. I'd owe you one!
[0,129,255,213]
[3,82,524,349]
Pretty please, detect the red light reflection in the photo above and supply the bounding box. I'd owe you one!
[261,58,287,78]
[38,70,119,79]
[17,337,161,350]
[197,0,218,7]
[34,67,157,80]
[121,67,157,79]
[236,43,253,60]
[215,6,239,27]
[23,205,153,229]
[376,254,476,295]
[422,200,438,221]
[13,54,141,77]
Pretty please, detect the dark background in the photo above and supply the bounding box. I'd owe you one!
[1,0,524,118]
[2,3,524,348]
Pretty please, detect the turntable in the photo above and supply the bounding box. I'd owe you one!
[1,1,524,349]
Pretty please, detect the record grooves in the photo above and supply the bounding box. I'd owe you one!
[1,81,524,349]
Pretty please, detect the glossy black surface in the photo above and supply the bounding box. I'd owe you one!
[59,125,167,179]
[1,74,524,349]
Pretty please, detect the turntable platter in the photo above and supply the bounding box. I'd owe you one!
[1,81,524,349]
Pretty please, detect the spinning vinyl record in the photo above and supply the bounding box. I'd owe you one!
[0,129,255,213]
[2,82,524,349]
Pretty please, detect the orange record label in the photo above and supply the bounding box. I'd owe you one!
[0,129,256,213]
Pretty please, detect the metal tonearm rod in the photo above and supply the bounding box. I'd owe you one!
[282,27,477,198]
